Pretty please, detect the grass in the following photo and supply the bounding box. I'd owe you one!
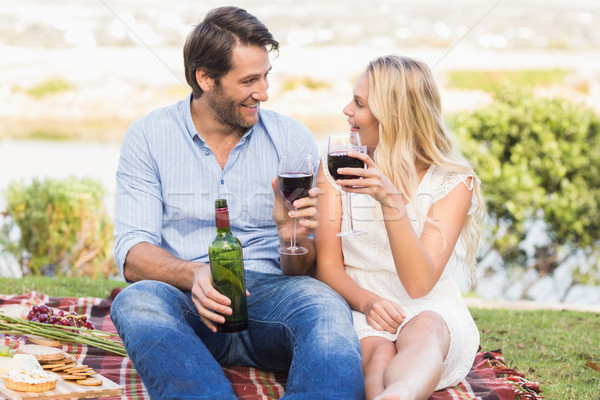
[471,308,599,399]
[20,78,73,99]
[1,276,128,298]
[1,277,599,398]
[446,68,572,92]
[280,76,333,92]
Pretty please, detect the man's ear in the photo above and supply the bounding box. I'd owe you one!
[196,69,213,92]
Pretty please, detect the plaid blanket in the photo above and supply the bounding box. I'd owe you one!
[0,292,543,400]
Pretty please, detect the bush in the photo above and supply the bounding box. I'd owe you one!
[1,177,117,278]
[24,78,72,99]
[450,87,600,286]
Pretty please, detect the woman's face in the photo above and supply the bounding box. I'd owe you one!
[343,71,379,153]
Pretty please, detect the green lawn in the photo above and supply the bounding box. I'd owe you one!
[2,276,599,398]
[472,308,599,399]
[445,68,572,92]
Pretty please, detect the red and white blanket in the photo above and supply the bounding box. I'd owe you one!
[0,292,544,400]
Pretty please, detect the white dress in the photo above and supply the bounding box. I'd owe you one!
[322,158,480,390]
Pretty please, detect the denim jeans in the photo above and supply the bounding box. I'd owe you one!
[111,270,365,399]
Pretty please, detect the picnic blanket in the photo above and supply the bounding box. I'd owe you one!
[0,291,544,400]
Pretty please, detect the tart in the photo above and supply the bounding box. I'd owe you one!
[2,369,59,392]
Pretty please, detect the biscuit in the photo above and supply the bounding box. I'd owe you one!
[72,371,97,376]
[59,374,83,380]
[52,362,77,371]
[16,344,66,362]
[65,365,89,372]
[76,377,102,386]
[41,362,66,369]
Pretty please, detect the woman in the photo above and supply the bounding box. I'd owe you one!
[314,55,486,400]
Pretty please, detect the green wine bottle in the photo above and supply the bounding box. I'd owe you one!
[208,199,248,333]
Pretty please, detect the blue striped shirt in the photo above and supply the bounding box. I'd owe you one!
[114,94,319,278]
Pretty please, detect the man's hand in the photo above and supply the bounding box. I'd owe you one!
[189,264,232,333]
[272,178,320,275]
[271,178,320,244]
[189,264,250,333]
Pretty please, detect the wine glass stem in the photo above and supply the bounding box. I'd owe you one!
[346,192,355,231]
[291,208,297,250]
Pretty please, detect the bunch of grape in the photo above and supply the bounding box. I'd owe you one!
[0,345,16,357]
[26,304,95,330]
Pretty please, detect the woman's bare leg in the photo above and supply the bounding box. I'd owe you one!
[376,311,451,400]
[361,336,397,400]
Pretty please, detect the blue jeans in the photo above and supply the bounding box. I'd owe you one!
[111,270,365,399]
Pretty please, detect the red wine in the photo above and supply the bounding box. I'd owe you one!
[327,152,365,180]
[278,173,313,203]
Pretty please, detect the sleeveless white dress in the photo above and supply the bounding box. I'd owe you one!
[322,158,480,390]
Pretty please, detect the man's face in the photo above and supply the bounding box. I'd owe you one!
[205,45,272,132]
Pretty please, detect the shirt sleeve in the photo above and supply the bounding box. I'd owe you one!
[113,120,164,279]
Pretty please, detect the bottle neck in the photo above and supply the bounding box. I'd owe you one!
[215,207,231,232]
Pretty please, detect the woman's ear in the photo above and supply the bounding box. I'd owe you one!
[196,69,212,92]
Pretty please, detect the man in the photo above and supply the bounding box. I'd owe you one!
[110,6,364,399]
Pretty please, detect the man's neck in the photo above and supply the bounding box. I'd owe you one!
[190,97,244,169]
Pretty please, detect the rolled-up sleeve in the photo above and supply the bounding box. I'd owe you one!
[113,120,163,278]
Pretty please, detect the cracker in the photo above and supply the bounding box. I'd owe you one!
[69,368,94,373]
[39,356,69,364]
[65,365,88,372]
[60,374,83,380]
[76,377,102,386]
[16,344,66,362]
[41,362,66,369]
[72,371,97,376]
[52,362,78,371]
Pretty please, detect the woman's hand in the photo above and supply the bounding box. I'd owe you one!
[364,295,406,334]
[334,151,404,209]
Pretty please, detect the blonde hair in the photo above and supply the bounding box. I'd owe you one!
[366,55,486,282]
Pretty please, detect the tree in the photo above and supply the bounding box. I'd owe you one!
[1,177,117,278]
[450,88,600,298]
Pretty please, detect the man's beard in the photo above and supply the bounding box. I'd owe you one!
[207,81,259,132]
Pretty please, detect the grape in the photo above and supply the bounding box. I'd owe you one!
[0,346,9,357]
[24,304,95,330]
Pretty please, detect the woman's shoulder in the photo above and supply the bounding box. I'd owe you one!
[427,165,474,203]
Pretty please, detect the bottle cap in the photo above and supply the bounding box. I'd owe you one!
[215,199,228,209]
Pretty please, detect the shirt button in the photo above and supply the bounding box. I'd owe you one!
[221,179,224,184]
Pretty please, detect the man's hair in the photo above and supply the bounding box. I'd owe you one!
[183,6,279,99]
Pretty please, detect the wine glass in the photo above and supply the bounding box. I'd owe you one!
[327,132,366,237]
[277,154,314,255]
